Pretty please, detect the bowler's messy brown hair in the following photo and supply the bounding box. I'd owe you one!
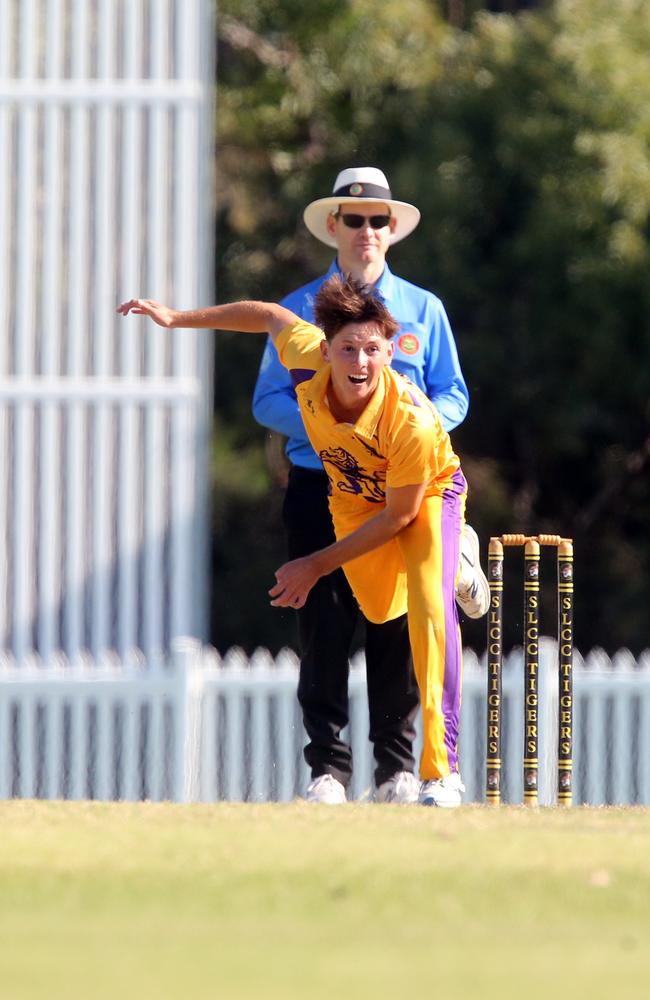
[314,274,399,342]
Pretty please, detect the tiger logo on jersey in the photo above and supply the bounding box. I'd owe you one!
[319,447,386,503]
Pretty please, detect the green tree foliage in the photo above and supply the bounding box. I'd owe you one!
[212,0,650,655]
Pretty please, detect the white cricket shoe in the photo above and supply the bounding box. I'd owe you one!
[456,523,490,619]
[305,774,347,804]
[375,770,421,804]
[419,772,465,808]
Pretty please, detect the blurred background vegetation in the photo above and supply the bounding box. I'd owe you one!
[210,0,650,656]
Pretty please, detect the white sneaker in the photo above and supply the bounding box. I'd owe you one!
[375,770,420,804]
[419,772,465,808]
[456,523,490,619]
[305,774,347,804]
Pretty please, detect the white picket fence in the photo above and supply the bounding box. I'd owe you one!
[1,639,649,806]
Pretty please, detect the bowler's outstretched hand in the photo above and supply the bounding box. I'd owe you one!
[269,556,322,609]
[117,298,177,328]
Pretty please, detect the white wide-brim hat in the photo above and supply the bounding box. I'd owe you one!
[303,167,421,248]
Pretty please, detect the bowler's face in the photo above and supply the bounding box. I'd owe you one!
[320,321,394,418]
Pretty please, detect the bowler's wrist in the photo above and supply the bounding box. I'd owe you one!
[310,549,336,579]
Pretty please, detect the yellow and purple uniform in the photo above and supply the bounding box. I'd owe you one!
[275,320,467,780]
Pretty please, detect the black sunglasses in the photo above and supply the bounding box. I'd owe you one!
[336,213,391,230]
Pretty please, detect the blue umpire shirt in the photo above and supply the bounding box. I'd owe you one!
[252,260,469,471]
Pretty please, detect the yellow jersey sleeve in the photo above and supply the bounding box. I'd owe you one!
[385,412,438,489]
[275,320,325,383]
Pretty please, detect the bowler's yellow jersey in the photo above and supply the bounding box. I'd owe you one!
[275,319,461,523]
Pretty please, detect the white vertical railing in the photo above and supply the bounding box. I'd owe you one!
[90,0,117,660]
[0,3,10,656]
[13,0,38,663]
[38,0,65,664]
[143,0,170,663]
[117,0,145,663]
[170,0,202,645]
[64,0,91,662]
[0,0,214,668]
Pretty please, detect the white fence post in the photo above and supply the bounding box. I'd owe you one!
[172,637,203,804]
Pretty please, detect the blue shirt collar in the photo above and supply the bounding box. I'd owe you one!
[329,259,395,301]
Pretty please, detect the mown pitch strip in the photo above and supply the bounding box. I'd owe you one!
[0,801,648,1000]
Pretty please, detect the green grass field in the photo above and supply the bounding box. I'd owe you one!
[1,802,648,999]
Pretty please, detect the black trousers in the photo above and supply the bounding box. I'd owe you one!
[283,465,420,788]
